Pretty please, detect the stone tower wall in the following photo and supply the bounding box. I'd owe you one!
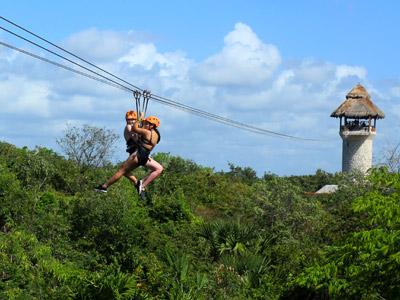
[340,132,375,173]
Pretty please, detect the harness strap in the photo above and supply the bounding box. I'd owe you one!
[133,90,141,120]
[142,90,151,117]
[141,129,153,146]
[154,128,161,144]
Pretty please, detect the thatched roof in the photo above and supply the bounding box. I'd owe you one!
[330,84,385,119]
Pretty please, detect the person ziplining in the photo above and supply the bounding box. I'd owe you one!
[95,90,163,199]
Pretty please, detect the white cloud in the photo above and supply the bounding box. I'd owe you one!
[192,22,281,87]
[390,86,400,98]
[0,47,18,63]
[118,43,192,82]
[0,75,51,117]
[214,59,367,114]
[391,105,400,118]
[335,65,367,80]
[63,28,135,61]
[274,70,295,91]
[50,95,94,116]
[119,43,164,70]
[292,60,336,84]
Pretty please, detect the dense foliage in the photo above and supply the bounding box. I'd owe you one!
[0,141,399,299]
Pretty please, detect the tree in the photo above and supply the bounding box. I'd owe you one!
[57,124,118,170]
[224,163,258,185]
[378,141,400,173]
[293,168,400,299]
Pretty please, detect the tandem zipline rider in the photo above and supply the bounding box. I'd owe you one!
[95,90,163,200]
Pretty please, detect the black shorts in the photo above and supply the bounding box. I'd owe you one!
[126,139,138,155]
[126,145,137,155]
[137,146,150,166]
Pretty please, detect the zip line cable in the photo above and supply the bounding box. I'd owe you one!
[0,18,323,141]
[0,19,324,141]
[0,17,324,141]
[0,41,320,140]
[0,17,284,137]
[0,15,143,91]
[0,41,131,92]
[0,25,138,93]
[0,38,319,141]
[0,17,261,131]
[0,40,272,136]
[149,94,313,140]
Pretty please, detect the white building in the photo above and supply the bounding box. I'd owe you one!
[331,84,385,173]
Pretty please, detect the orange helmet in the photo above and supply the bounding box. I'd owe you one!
[125,110,137,120]
[145,116,160,127]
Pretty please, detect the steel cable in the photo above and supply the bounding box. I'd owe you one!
[0,39,321,140]
[0,41,131,92]
[0,15,143,91]
[0,25,135,93]
[0,20,325,141]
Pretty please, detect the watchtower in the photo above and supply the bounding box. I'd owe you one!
[331,84,385,173]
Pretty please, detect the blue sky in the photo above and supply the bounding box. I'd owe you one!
[1,1,399,175]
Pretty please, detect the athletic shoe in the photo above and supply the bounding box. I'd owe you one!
[94,185,107,193]
[139,190,146,201]
[135,180,143,194]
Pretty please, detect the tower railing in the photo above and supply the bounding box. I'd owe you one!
[340,125,375,133]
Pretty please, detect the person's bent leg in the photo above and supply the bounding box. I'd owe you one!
[103,156,138,189]
[142,158,163,189]
[124,173,138,185]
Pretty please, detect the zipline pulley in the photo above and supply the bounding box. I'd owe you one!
[133,89,151,120]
